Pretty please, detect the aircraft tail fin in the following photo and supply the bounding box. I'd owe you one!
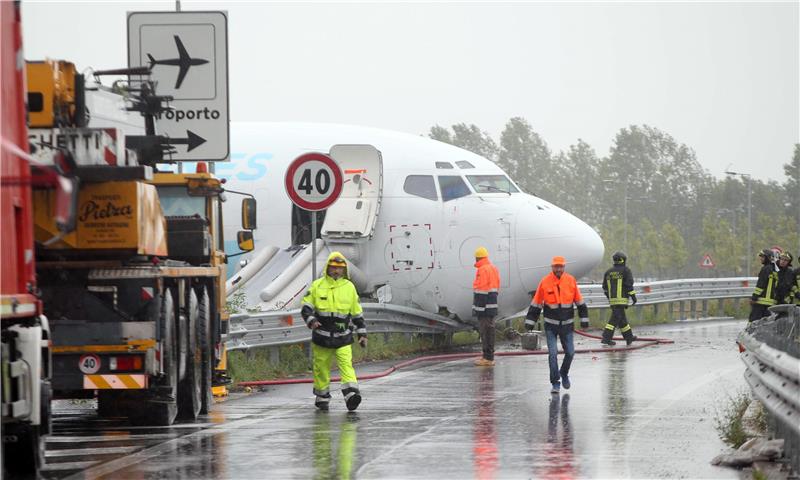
[147,53,156,68]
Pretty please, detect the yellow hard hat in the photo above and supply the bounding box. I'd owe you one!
[475,246,489,258]
[328,254,347,267]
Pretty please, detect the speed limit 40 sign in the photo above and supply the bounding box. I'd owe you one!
[285,152,343,211]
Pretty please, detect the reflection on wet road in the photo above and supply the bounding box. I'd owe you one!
[42,320,746,479]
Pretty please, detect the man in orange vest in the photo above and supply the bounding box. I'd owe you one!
[525,256,589,393]
[473,246,501,366]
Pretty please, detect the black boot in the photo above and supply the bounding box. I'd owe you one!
[315,394,331,411]
[623,331,638,346]
[343,386,362,411]
[601,325,616,346]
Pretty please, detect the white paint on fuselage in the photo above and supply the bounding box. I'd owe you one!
[221,122,604,321]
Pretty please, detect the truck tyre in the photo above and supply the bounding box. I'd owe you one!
[178,289,202,420]
[196,286,213,414]
[40,380,52,436]
[2,423,44,476]
[97,391,126,418]
[132,289,178,426]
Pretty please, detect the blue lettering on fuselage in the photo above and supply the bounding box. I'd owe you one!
[215,152,272,182]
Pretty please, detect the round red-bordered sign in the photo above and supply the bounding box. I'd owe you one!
[78,354,101,374]
[284,152,343,211]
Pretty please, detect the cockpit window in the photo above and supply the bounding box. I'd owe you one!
[438,176,471,202]
[466,175,519,194]
[435,162,454,169]
[403,175,438,201]
[455,161,475,169]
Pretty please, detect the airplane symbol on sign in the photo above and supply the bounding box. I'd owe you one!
[147,35,209,89]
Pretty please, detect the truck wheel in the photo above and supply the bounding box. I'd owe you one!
[2,423,44,476]
[133,289,178,426]
[178,289,201,420]
[196,286,213,414]
[98,391,129,418]
[40,380,52,436]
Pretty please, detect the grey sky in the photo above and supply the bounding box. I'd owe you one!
[22,1,799,182]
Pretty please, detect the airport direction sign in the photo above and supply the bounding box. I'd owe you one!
[127,11,229,161]
[285,153,343,211]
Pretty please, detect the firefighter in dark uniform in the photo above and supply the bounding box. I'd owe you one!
[749,249,779,322]
[601,251,638,346]
[775,252,795,304]
[301,252,367,411]
[793,260,800,306]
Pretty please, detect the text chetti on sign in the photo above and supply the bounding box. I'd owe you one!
[127,11,229,162]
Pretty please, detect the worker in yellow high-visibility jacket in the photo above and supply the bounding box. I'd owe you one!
[301,252,367,411]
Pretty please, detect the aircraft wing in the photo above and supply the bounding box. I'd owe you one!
[175,64,189,89]
[174,35,190,89]
[174,35,190,62]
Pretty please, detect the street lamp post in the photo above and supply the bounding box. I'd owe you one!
[622,182,628,253]
[604,179,628,253]
[725,170,752,275]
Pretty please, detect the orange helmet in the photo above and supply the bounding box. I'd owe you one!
[551,256,566,266]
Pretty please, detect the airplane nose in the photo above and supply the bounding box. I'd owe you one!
[515,197,605,291]
[569,218,605,278]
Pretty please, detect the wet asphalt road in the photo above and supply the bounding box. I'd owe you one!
[42,319,747,479]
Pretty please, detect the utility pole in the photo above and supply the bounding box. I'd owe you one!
[725,170,752,275]
[623,182,628,254]
[604,179,629,253]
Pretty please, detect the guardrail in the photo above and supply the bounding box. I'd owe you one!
[225,277,756,351]
[738,304,800,475]
[579,277,756,307]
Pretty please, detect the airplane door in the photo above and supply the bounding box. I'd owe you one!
[321,145,383,241]
[448,200,512,295]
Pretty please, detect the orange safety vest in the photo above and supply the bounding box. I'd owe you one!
[473,257,500,318]
[531,272,586,323]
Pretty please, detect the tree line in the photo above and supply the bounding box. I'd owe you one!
[429,118,800,281]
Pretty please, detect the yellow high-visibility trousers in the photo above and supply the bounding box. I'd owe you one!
[312,343,358,394]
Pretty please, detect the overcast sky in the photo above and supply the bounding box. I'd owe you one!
[22,1,799,183]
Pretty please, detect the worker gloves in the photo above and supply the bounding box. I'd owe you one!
[524,320,541,331]
[630,294,638,306]
[358,336,368,348]
[306,316,321,329]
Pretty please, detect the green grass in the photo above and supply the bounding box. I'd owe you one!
[228,332,479,385]
[714,390,753,448]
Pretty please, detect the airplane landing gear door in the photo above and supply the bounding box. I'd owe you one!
[321,145,383,241]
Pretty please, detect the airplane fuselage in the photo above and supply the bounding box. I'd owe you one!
[220,122,604,321]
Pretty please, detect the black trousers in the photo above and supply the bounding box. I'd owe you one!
[478,315,496,361]
[602,306,633,342]
[748,303,770,322]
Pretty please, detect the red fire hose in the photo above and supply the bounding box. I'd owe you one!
[237,329,674,387]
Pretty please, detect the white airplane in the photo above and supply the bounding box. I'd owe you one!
[218,122,604,323]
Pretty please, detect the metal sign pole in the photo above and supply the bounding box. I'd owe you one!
[311,211,317,281]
